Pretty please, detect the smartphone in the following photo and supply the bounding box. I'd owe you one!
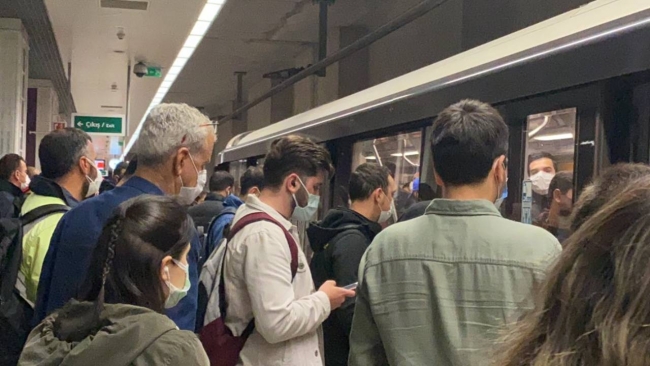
[343,282,358,291]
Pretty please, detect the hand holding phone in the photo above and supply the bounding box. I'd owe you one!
[343,282,358,291]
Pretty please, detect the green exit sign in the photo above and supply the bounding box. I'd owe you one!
[72,114,125,136]
[147,66,162,78]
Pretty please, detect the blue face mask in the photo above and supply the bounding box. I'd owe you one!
[291,177,320,222]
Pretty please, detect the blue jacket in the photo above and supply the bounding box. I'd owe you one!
[33,177,200,331]
[204,194,244,258]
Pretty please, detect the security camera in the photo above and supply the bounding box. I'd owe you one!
[133,62,147,78]
[116,27,125,40]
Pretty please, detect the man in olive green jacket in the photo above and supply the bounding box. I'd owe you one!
[349,100,562,366]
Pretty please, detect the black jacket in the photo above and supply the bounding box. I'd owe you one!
[398,200,431,222]
[0,179,23,219]
[188,193,225,230]
[307,208,381,366]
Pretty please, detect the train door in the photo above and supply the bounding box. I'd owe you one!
[497,84,604,224]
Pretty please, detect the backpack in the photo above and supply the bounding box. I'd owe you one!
[204,207,238,260]
[0,204,70,366]
[198,212,298,366]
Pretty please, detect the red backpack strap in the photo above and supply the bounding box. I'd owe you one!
[226,212,298,279]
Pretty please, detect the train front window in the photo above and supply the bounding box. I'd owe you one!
[523,108,576,226]
[352,131,423,219]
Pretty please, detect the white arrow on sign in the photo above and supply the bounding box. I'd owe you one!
[77,122,83,127]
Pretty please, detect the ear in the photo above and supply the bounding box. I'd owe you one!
[173,148,189,176]
[160,255,173,281]
[371,187,383,203]
[553,188,562,203]
[285,173,300,194]
[434,172,444,187]
[248,187,260,196]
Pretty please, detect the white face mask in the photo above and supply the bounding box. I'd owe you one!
[291,177,320,222]
[178,153,207,206]
[164,259,191,309]
[530,171,554,195]
[20,175,30,191]
[84,158,103,198]
[377,195,394,224]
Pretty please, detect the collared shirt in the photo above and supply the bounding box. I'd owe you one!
[60,187,79,208]
[224,195,330,366]
[349,199,561,366]
[33,176,201,331]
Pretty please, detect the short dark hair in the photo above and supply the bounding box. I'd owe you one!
[263,135,333,188]
[0,154,25,180]
[114,162,128,177]
[241,166,264,194]
[528,152,558,174]
[349,163,391,201]
[431,99,508,186]
[81,195,193,315]
[39,128,92,180]
[571,163,650,231]
[209,171,235,192]
[548,171,573,199]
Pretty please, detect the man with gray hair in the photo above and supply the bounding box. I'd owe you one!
[33,103,216,331]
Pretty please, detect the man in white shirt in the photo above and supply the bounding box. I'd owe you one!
[224,135,355,366]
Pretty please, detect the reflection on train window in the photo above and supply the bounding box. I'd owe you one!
[524,108,576,226]
[351,131,423,218]
[256,157,265,167]
[230,159,247,196]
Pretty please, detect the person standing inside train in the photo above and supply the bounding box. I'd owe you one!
[348,99,562,366]
[528,151,558,224]
[307,163,397,366]
[33,103,216,331]
[222,135,355,366]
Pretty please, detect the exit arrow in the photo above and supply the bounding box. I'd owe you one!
[77,122,83,127]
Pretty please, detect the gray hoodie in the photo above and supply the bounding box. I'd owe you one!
[19,301,208,366]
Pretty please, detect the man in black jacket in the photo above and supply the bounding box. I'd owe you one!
[0,153,29,218]
[188,170,234,231]
[308,163,397,366]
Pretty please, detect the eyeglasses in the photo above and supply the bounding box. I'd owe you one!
[200,122,218,134]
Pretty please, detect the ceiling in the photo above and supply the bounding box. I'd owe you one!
[44,0,204,137]
[165,0,421,115]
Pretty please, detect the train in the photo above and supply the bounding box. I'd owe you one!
[216,0,650,225]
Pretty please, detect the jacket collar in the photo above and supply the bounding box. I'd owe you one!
[122,176,165,195]
[0,179,22,197]
[426,199,502,217]
[29,176,71,204]
[206,192,226,202]
[245,194,293,231]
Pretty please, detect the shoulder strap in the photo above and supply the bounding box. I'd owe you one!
[219,212,299,339]
[21,204,70,226]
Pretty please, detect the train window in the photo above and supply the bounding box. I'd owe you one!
[351,131,423,218]
[523,108,576,226]
[229,159,247,196]
[256,157,265,166]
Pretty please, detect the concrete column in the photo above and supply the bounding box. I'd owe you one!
[27,79,61,170]
[0,19,29,157]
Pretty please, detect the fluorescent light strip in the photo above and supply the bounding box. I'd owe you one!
[533,133,574,141]
[122,0,226,159]
[391,151,420,157]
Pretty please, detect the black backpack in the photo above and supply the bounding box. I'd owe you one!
[0,204,69,366]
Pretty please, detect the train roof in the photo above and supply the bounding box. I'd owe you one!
[219,0,650,163]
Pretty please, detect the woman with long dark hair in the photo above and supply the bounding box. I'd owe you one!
[19,195,208,365]
[496,176,650,365]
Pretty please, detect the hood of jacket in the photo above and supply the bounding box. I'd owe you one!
[307,207,381,253]
[28,176,68,203]
[20,301,178,366]
[223,194,244,209]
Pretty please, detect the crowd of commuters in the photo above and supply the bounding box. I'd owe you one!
[1,99,650,366]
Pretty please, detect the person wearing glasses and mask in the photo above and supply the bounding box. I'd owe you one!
[20,196,209,366]
[222,135,355,366]
[348,100,561,366]
[33,103,215,332]
[307,163,397,366]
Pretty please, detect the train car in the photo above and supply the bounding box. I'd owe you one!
[217,0,650,225]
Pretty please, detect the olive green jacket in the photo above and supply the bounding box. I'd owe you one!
[19,301,209,366]
[349,199,561,366]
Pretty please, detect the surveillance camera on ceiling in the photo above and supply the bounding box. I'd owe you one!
[133,62,147,78]
[116,27,125,40]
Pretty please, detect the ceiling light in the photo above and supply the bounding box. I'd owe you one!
[533,133,573,141]
[365,156,377,160]
[391,151,419,157]
[178,47,194,58]
[190,21,211,36]
[122,0,227,160]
